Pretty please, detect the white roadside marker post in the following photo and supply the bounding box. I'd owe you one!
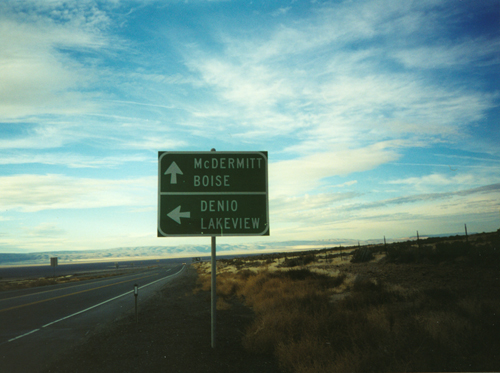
[134,284,138,324]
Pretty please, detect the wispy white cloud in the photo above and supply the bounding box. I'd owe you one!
[187,57,294,109]
[345,183,500,213]
[434,153,500,164]
[270,183,500,241]
[121,137,188,151]
[0,1,114,120]
[0,118,189,154]
[333,180,358,188]
[387,173,495,189]
[0,151,151,168]
[269,142,400,198]
[271,7,291,17]
[393,39,500,69]
[27,222,66,238]
[0,174,156,212]
[271,192,361,227]
[182,0,496,153]
[0,124,74,149]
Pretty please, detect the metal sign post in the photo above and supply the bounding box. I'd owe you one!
[211,236,216,349]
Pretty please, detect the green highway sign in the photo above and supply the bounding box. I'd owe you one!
[158,151,269,236]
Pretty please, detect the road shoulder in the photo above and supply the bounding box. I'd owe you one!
[43,265,279,373]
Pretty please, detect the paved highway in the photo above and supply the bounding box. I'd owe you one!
[0,264,186,373]
[0,258,185,279]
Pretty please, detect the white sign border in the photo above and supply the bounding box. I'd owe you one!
[157,151,269,237]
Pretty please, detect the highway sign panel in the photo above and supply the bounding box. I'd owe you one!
[158,151,269,236]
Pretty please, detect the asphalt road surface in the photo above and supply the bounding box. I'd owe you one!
[0,264,186,373]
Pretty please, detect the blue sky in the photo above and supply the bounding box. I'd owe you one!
[0,0,499,254]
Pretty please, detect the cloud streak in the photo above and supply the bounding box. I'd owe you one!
[344,183,500,213]
[270,142,400,197]
[0,174,155,212]
[182,0,497,155]
[0,1,114,120]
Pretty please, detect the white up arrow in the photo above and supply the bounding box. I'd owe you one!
[164,162,183,184]
[167,206,191,224]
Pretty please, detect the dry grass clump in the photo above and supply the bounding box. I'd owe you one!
[243,275,500,372]
[193,264,255,309]
[0,277,58,291]
[241,273,338,355]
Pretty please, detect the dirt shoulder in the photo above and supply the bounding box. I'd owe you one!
[43,265,280,373]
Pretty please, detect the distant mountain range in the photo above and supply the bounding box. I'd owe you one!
[0,233,470,266]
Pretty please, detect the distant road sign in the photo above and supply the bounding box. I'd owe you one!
[50,257,58,267]
[158,151,269,236]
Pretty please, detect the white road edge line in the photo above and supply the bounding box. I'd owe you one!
[8,266,185,342]
[8,328,40,342]
[137,265,183,290]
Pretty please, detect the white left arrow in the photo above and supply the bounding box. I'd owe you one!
[167,206,191,224]
[164,162,183,184]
